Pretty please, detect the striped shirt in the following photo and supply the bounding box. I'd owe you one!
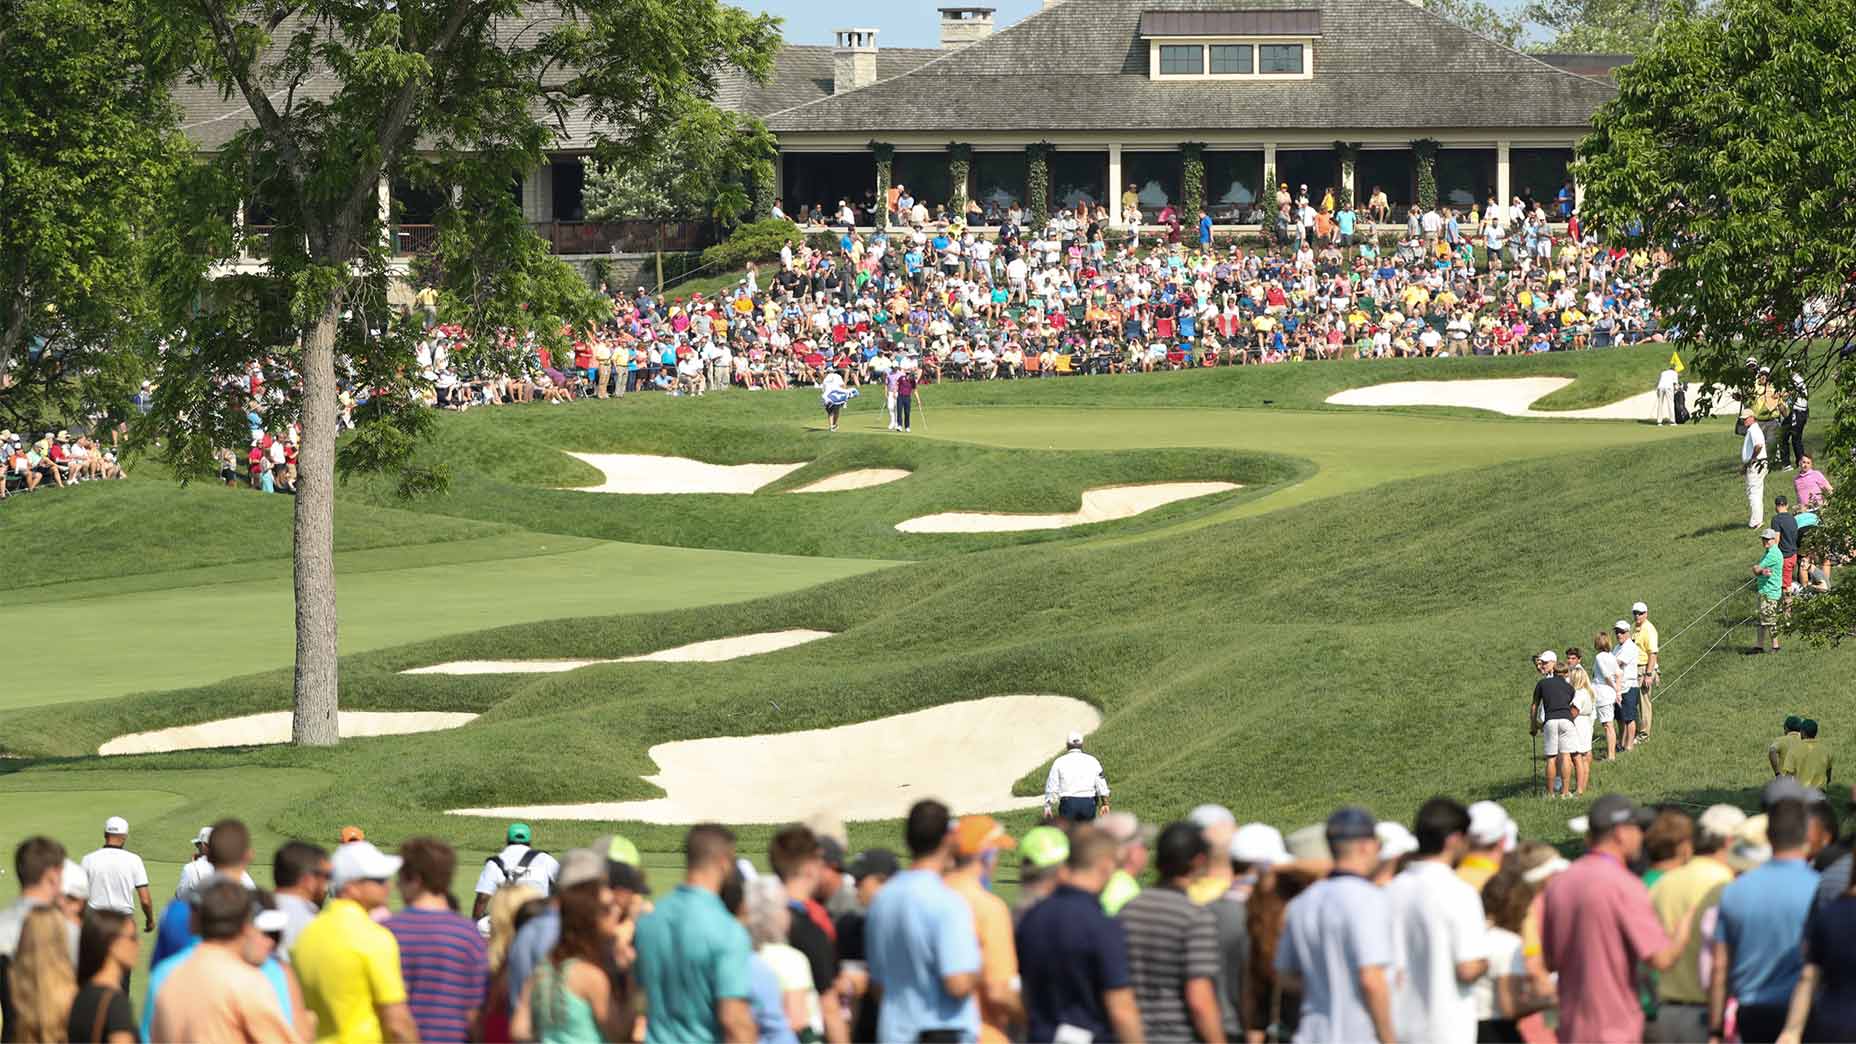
[386,907,490,1042]
[1119,883,1221,1042]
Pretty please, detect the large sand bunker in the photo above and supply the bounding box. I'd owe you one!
[787,469,912,494]
[401,629,834,675]
[895,482,1239,534]
[100,711,477,756]
[563,452,806,494]
[1326,377,1736,420]
[447,694,1101,824]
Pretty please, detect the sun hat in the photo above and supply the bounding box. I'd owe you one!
[1466,801,1513,848]
[556,848,608,890]
[954,816,1017,857]
[849,848,902,881]
[1230,823,1291,866]
[1019,828,1071,871]
[329,841,402,891]
[1375,822,1418,861]
[104,816,129,836]
[1727,814,1772,872]
[506,823,532,844]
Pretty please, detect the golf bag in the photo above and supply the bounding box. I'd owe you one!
[1673,383,1691,425]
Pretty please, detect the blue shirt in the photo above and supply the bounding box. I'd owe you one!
[864,868,981,1043]
[1015,885,1131,1042]
[1276,873,1394,1044]
[505,906,560,1010]
[635,884,753,1044]
[1714,857,1819,1005]
[1198,215,1213,243]
[142,941,292,1041]
[1336,211,1356,236]
[747,953,798,1044]
[151,898,195,967]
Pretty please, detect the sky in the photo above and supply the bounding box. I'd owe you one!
[733,0,1046,49]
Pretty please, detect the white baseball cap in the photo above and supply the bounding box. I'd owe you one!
[1614,620,1632,633]
[1466,801,1512,847]
[62,859,89,901]
[1631,602,1649,614]
[253,908,289,934]
[194,827,213,846]
[1066,731,1084,747]
[1537,650,1557,664]
[329,841,402,891]
[104,816,129,836]
[1187,804,1236,830]
[1375,821,1419,862]
[1229,823,1291,866]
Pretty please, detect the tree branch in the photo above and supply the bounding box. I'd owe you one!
[195,0,309,190]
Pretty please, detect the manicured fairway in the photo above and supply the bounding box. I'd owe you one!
[2,537,888,709]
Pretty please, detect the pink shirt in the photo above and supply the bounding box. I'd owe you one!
[1540,852,1670,1044]
[1795,468,1830,509]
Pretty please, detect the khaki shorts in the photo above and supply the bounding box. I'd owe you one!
[1543,718,1578,756]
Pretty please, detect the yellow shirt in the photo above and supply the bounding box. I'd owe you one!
[1649,862,1734,1003]
[1457,854,1500,893]
[1795,739,1833,789]
[1634,620,1660,672]
[292,898,407,1043]
[947,874,1018,1044]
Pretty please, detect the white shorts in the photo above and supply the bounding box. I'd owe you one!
[1596,700,1616,724]
[1543,718,1578,756]
[1574,716,1595,754]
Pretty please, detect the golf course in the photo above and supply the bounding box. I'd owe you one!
[3,345,1848,956]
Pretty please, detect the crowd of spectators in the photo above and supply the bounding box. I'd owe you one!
[6,778,1856,1043]
[1,429,124,498]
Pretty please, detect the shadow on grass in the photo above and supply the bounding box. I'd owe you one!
[1680,521,1753,539]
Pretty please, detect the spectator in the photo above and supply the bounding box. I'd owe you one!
[1709,798,1818,1042]
[155,818,254,967]
[1793,454,1833,511]
[1185,805,1249,1041]
[864,799,982,1043]
[1097,813,1149,916]
[1010,829,1069,927]
[1613,622,1642,752]
[149,880,298,1043]
[473,823,559,921]
[1649,804,1745,1043]
[480,885,544,1043]
[1121,822,1224,1042]
[734,876,802,1044]
[387,837,489,1042]
[1632,602,1660,743]
[1528,651,1576,797]
[1753,527,1784,654]
[766,825,844,1043]
[1540,794,1681,1044]
[78,819,153,938]
[6,907,74,1044]
[1472,867,1550,1043]
[1276,807,1397,1044]
[634,824,756,1043]
[272,841,331,954]
[1774,497,1801,594]
[943,817,1023,1044]
[1742,408,1769,530]
[1015,827,1142,1044]
[292,840,418,1043]
[1457,802,1512,892]
[1776,838,1856,1041]
[68,909,138,1044]
[1387,798,1489,1044]
[838,848,899,1043]
[511,848,634,1044]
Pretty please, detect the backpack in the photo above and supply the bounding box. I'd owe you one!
[487,849,546,891]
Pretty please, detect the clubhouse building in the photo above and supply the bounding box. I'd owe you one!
[175,0,1621,248]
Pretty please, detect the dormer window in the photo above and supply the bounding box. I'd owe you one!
[1140,10,1319,81]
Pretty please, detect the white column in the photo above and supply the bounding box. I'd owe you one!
[1107,143,1123,226]
[1340,156,1355,207]
[1573,174,1585,213]
[1496,140,1511,208]
[377,176,392,251]
[1262,142,1278,189]
[771,154,784,213]
[236,199,249,260]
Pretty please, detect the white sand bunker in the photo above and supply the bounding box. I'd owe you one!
[401,629,834,676]
[1326,377,1734,420]
[100,711,477,756]
[563,452,806,494]
[448,694,1101,824]
[787,469,911,494]
[896,482,1239,534]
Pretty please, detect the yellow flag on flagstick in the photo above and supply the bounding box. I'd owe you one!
[1669,350,1685,373]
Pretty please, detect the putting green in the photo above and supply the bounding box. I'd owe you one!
[1,538,889,710]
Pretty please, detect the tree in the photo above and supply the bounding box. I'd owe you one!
[1523,0,1710,52]
[1576,0,1856,642]
[582,104,774,288]
[149,0,779,744]
[1428,0,1526,48]
[0,0,188,430]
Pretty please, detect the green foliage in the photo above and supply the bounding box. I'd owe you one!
[1332,141,1361,208]
[700,218,805,271]
[1427,0,1527,46]
[583,105,775,226]
[870,142,895,227]
[1026,143,1053,227]
[1411,139,1440,210]
[947,142,972,217]
[1180,143,1206,217]
[1524,0,1708,52]
[0,0,189,430]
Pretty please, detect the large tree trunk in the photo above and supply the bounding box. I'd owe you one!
[291,290,346,746]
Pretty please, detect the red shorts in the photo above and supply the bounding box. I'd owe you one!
[1783,555,1797,588]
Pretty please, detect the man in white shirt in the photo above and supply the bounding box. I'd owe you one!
[1042,731,1110,823]
[1655,366,1679,425]
[176,824,256,899]
[1613,622,1643,753]
[472,822,560,919]
[1741,407,1768,529]
[1387,800,1489,1044]
[81,817,154,933]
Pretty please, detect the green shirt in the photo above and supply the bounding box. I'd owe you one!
[1757,547,1784,599]
[634,884,752,1044]
[1100,870,1141,916]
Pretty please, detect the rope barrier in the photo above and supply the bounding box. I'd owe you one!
[1658,576,1758,649]
[1652,612,1757,706]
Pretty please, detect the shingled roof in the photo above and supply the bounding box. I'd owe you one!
[714,44,944,116]
[765,0,1617,134]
